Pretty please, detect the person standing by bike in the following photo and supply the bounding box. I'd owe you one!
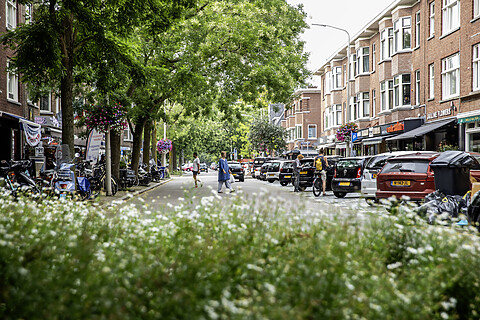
[293,154,304,192]
[314,148,329,196]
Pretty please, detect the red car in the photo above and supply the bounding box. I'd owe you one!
[376,152,440,201]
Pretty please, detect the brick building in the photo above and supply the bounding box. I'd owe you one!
[282,87,322,152]
[314,0,480,155]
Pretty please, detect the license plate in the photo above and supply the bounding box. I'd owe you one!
[391,180,410,186]
[372,173,377,179]
[268,174,275,177]
[60,193,67,199]
[233,174,237,176]
[339,182,350,186]
[284,175,291,178]
[300,171,307,175]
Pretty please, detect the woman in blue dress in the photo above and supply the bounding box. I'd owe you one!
[218,151,234,193]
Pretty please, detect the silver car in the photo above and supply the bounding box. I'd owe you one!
[361,151,416,200]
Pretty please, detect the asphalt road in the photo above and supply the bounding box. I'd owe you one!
[124,170,372,214]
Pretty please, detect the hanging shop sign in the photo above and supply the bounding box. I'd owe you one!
[427,108,451,120]
[21,120,42,146]
[85,129,104,164]
[458,115,480,124]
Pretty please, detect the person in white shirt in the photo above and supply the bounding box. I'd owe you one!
[192,152,201,188]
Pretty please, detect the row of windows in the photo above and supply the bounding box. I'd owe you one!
[6,0,32,29]
[287,124,318,141]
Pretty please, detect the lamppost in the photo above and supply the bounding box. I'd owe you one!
[311,23,351,156]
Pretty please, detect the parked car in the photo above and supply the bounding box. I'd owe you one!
[294,157,316,191]
[375,152,440,202]
[278,160,295,186]
[324,156,342,191]
[361,151,417,200]
[252,157,271,178]
[228,161,245,182]
[265,160,285,183]
[331,156,371,198]
[259,162,272,181]
[210,162,217,170]
[199,163,209,173]
[182,163,193,172]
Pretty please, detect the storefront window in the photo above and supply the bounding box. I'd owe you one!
[469,132,480,153]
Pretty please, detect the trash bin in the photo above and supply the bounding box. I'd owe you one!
[430,151,474,196]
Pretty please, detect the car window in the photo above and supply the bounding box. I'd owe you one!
[270,162,280,170]
[282,162,293,168]
[229,163,242,169]
[337,159,363,168]
[381,160,429,174]
[366,155,389,170]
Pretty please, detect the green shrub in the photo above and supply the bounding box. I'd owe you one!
[0,190,479,319]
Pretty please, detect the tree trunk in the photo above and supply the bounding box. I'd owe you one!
[171,145,177,172]
[131,118,146,175]
[143,120,152,171]
[111,130,121,182]
[60,14,75,157]
[151,123,157,166]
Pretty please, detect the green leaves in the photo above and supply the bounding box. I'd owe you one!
[249,118,287,155]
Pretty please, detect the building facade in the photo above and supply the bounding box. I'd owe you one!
[282,88,322,152]
[315,0,480,155]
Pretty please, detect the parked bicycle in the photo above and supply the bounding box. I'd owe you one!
[0,160,40,197]
[90,162,118,196]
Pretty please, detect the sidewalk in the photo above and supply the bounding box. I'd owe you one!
[96,178,173,207]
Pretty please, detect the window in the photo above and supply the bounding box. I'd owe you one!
[381,82,387,111]
[380,28,394,60]
[352,95,358,120]
[357,92,370,118]
[123,126,133,142]
[334,104,342,126]
[6,0,17,29]
[442,0,459,35]
[40,93,51,112]
[372,89,376,117]
[7,60,18,102]
[474,44,480,91]
[308,125,317,139]
[429,2,435,37]
[343,64,347,86]
[415,70,421,105]
[296,125,303,139]
[372,43,376,72]
[356,47,369,74]
[475,0,480,19]
[442,53,459,99]
[324,71,332,95]
[324,108,330,129]
[393,17,411,53]
[25,3,32,24]
[429,63,435,99]
[332,66,342,89]
[415,12,421,47]
[350,53,357,78]
[388,80,394,109]
[393,74,411,107]
[55,97,60,114]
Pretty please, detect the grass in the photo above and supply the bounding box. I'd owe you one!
[0,189,479,319]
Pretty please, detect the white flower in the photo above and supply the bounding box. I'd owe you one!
[246,264,263,272]
[387,262,402,270]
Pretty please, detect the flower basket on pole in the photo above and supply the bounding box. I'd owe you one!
[157,139,172,155]
[336,122,358,156]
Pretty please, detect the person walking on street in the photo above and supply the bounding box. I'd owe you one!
[218,151,234,193]
[293,154,304,192]
[192,152,201,188]
[314,148,329,196]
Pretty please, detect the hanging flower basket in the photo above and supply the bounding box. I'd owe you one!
[84,102,128,134]
[157,139,172,154]
[336,122,358,142]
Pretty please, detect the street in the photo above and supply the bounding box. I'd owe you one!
[124,170,373,215]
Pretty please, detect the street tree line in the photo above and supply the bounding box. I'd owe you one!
[2,0,309,179]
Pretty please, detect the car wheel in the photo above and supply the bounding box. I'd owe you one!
[267,179,274,183]
[280,181,288,186]
[333,191,346,198]
[240,178,244,182]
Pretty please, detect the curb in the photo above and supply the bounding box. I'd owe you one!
[101,178,173,207]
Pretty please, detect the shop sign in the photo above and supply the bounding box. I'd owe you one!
[35,146,44,156]
[458,115,480,124]
[34,116,61,127]
[386,121,405,133]
[352,132,358,142]
[372,126,381,135]
[361,129,369,137]
[427,108,451,120]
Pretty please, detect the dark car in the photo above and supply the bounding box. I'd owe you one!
[228,161,245,182]
[252,157,270,179]
[199,163,209,173]
[259,161,272,181]
[294,158,316,191]
[324,156,342,191]
[376,152,440,201]
[331,156,371,198]
[278,160,295,186]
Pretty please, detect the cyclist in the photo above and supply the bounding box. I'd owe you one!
[314,148,329,196]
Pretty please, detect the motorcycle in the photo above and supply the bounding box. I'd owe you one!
[0,160,40,197]
[138,163,151,186]
[53,157,93,201]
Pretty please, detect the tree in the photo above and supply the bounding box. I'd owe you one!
[249,118,287,156]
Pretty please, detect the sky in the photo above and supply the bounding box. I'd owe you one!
[286,0,395,84]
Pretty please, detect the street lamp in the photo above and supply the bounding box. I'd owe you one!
[311,23,352,156]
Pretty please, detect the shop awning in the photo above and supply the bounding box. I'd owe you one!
[362,136,384,145]
[386,118,456,141]
[0,111,40,128]
[336,143,346,149]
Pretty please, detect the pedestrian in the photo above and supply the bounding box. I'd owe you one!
[293,154,304,192]
[314,148,329,196]
[218,151,234,193]
[192,152,201,188]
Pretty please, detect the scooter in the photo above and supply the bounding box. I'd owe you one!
[0,160,40,196]
[53,156,92,200]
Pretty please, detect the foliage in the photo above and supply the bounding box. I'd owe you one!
[248,118,287,155]
[336,122,358,142]
[1,191,480,319]
[84,102,128,134]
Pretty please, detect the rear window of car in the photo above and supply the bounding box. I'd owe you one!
[337,159,363,168]
[282,162,293,168]
[366,155,389,170]
[381,160,430,174]
[229,163,242,169]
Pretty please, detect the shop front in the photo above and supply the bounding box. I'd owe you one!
[363,119,423,154]
[458,111,480,152]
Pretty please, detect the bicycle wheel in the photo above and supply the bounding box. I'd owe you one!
[312,178,322,197]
